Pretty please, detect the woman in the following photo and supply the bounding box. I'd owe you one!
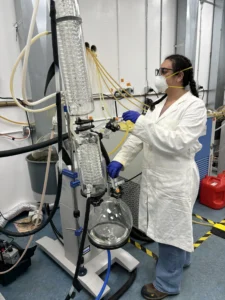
[107,54,207,299]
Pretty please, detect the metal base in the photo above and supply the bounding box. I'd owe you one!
[36,236,139,299]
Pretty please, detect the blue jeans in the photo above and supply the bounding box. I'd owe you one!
[153,243,191,295]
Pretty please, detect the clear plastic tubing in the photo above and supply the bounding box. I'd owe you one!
[55,0,94,116]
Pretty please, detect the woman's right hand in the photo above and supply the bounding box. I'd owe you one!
[107,161,123,178]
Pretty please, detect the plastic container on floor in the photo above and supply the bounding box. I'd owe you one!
[200,172,225,209]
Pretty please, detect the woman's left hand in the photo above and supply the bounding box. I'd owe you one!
[122,111,140,123]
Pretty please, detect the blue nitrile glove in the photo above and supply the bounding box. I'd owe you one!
[122,110,140,123]
[107,161,123,179]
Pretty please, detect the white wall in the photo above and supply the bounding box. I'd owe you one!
[0,0,35,213]
[0,0,178,214]
[80,0,177,179]
[80,0,177,120]
[195,1,214,104]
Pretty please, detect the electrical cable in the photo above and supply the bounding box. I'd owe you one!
[125,172,142,183]
[0,133,68,158]
[0,134,26,141]
[0,128,30,141]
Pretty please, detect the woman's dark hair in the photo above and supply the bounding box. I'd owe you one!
[149,54,199,111]
[165,54,199,98]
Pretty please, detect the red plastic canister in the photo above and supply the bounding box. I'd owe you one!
[200,172,225,210]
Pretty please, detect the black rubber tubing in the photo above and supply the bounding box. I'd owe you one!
[0,0,64,238]
[0,94,63,238]
[107,268,137,300]
[0,133,68,158]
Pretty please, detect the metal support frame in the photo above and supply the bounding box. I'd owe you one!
[207,0,225,108]
[36,166,139,299]
[175,0,199,69]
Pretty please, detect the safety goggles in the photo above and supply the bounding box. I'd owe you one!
[155,66,193,77]
[155,68,173,76]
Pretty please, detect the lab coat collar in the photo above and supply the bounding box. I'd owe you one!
[156,91,190,123]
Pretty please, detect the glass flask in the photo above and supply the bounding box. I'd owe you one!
[75,132,107,197]
[88,197,133,250]
[55,0,94,116]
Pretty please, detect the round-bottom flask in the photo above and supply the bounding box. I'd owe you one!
[88,197,133,250]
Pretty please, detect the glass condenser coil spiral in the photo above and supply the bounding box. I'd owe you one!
[55,0,94,116]
[76,132,106,197]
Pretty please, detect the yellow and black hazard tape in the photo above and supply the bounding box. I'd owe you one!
[211,219,225,239]
[128,238,158,261]
[129,215,225,256]
[194,231,213,249]
[192,213,215,225]
[194,217,225,247]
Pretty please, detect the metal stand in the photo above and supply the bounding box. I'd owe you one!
[36,237,139,298]
[36,165,139,298]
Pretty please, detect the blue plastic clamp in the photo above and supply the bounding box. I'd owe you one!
[75,227,83,237]
[70,180,81,188]
[63,105,68,113]
[62,169,78,179]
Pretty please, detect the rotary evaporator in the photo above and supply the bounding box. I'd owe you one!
[0,0,139,298]
[32,0,139,299]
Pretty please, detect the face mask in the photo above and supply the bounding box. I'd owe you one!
[154,76,168,93]
[154,66,193,93]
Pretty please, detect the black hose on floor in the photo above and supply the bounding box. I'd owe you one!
[130,227,154,243]
[0,94,63,238]
[107,268,137,300]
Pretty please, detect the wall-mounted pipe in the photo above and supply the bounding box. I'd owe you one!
[196,2,204,85]
[206,0,215,106]
[175,0,179,53]
[0,102,17,107]
[145,0,149,89]
[159,0,163,65]
[116,0,120,82]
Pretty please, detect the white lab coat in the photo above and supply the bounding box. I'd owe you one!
[114,92,207,252]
